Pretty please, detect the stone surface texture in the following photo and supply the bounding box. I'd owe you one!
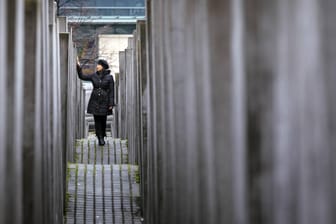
[65,137,142,224]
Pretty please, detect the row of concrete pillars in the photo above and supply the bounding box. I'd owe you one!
[117,0,336,223]
[0,0,84,223]
[1,0,336,223]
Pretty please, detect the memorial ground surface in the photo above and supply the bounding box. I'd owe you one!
[65,135,142,224]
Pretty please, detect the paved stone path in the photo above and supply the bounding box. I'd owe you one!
[73,137,129,165]
[65,137,142,224]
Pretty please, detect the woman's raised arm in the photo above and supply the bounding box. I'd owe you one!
[76,62,92,81]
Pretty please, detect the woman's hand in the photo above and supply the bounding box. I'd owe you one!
[109,106,113,110]
[76,56,80,66]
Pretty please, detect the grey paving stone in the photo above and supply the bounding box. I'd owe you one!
[65,138,142,224]
[74,138,129,165]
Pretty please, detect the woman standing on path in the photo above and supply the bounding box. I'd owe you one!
[76,58,115,146]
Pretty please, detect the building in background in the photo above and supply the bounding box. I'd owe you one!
[98,34,132,76]
[58,0,145,73]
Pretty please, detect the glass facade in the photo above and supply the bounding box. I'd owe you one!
[58,0,145,18]
[60,0,145,7]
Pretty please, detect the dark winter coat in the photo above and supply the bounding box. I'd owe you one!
[77,65,115,115]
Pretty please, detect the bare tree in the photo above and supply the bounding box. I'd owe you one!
[56,0,137,73]
[73,25,115,74]
[56,0,89,16]
[55,0,102,71]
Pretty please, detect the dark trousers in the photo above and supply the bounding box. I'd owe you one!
[93,115,107,137]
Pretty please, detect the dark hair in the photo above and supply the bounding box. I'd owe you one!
[97,59,109,69]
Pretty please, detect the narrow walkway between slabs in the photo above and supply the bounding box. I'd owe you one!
[65,135,142,224]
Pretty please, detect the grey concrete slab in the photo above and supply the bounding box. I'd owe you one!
[0,0,6,220]
[133,1,336,223]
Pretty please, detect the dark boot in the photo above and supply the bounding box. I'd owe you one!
[98,136,105,146]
